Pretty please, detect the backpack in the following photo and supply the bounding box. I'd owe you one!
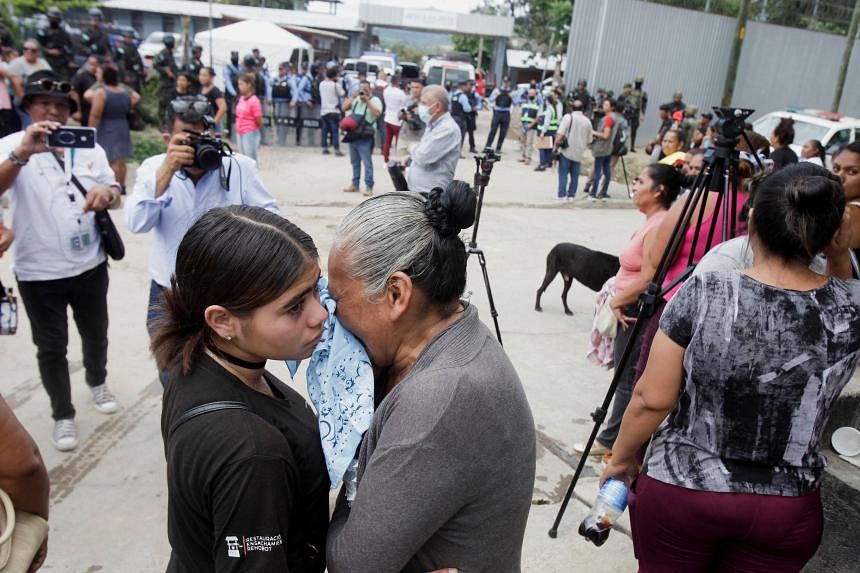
[612,123,628,157]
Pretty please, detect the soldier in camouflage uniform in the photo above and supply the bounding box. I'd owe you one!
[154,35,178,130]
[623,76,647,152]
[115,29,144,93]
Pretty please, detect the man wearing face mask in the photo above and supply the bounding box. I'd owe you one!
[400,84,461,194]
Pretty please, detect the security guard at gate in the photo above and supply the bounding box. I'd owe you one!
[624,76,648,151]
[81,8,112,61]
[518,88,540,165]
[183,44,205,92]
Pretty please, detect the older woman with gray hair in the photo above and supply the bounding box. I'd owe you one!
[325,182,536,572]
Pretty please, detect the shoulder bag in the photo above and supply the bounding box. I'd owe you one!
[0,488,49,573]
[55,156,125,261]
[0,278,17,335]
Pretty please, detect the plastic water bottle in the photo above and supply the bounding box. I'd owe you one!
[578,478,628,546]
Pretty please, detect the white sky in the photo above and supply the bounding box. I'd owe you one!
[308,0,486,16]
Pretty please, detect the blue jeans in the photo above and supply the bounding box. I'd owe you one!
[321,113,341,151]
[146,280,169,387]
[557,155,581,197]
[349,138,374,188]
[591,155,612,198]
[236,129,261,164]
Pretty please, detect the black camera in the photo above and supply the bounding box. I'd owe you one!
[400,102,424,131]
[182,129,231,172]
[358,89,367,96]
[713,107,754,141]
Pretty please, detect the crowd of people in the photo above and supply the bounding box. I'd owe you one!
[0,8,859,572]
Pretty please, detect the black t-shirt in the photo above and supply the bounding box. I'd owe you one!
[71,70,96,125]
[162,354,329,573]
[202,86,224,116]
[770,146,798,169]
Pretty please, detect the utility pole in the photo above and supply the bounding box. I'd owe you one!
[721,0,752,106]
[833,0,860,112]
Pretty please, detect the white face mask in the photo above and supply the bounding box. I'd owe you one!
[418,104,432,123]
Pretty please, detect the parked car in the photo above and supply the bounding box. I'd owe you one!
[398,61,420,82]
[138,31,181,68]
[360,51,398,76]
[752,109,859,166]
[423,58,475,90]
[342,58,379,83]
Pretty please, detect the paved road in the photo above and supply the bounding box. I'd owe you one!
[2,118,654,571]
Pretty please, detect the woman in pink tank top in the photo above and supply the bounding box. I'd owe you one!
[580,164,683,457]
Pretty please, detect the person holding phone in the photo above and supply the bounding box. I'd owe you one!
[0,70,122,452]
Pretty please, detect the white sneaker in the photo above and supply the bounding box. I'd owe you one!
[52,419,79,451]
[573,441,610,456]
[91,384,118,414]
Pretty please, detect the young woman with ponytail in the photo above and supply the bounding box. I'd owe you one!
[154,205,330,573]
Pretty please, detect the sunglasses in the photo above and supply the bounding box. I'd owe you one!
[28,79,72,93]
[170,99,211,116]
[23,47,38,52]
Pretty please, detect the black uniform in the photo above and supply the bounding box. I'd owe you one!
[162,355,329,573]
[450,89,468,145]
[115,42,145,92]
[570,88,592,118]
[465,90,479,152]
[36,25,75,80]
[80,25,112,60]
[154,47,178,129]
[183,57,204,91]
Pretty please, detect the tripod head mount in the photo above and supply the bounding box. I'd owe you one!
[473,147,500,187]
[713,107,754,140]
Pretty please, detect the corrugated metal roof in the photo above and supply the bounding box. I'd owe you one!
[102,0,365,32]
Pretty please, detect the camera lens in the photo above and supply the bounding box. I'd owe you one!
[195,142,222,171]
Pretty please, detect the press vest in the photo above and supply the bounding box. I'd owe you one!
[521,101,539,125]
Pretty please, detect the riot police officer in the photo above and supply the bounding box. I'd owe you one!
[37,6,75,80]
[80,8,112,61]
[183,44,204,92]
[154,34,178,129]
[115,29,144,92]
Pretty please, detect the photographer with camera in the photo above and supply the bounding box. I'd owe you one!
[399,85,461,195]
[0,70,122,451]
[124,95,278,385]
[395,80,425,159]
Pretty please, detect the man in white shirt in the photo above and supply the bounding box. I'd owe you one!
[396,80,424,158]
[124,96,279,384]
[382,74,405,163]
[319,66,345,156]
[401,85,461,194]
[0,70,122,451]
[553,99,593,200]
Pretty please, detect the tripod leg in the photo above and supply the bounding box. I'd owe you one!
[548,302,649,537]
[475,250,503,346]
[621,156,631,198]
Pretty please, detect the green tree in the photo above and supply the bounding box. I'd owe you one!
[9,0,96,14]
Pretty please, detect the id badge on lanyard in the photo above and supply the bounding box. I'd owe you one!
[63,148,92,252]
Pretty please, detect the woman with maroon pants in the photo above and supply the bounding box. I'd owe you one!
[601,164,860,572]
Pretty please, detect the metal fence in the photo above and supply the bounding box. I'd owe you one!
[564,0,860,135]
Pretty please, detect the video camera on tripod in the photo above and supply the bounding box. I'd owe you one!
[549,106,760,542]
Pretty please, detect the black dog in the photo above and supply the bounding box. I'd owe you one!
[535,243,620,315]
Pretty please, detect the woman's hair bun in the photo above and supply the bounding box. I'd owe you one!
[424,180,477,237]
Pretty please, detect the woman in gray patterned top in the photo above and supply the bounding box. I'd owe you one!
[601,164,859,572]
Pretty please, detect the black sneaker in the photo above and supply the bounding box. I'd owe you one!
[322,148,330,155]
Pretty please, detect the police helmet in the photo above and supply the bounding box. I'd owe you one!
[634,75,644,83]
[163,34,175,47]
[191,44,203,54]
[88,8,103,20]
[673,91,683,99]
[46,6,62,19]
[577,78,587,87]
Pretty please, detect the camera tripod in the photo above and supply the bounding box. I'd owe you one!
[548,108,760,538]
[468,148,503,346]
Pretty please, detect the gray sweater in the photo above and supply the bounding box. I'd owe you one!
[327,303,536,572]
